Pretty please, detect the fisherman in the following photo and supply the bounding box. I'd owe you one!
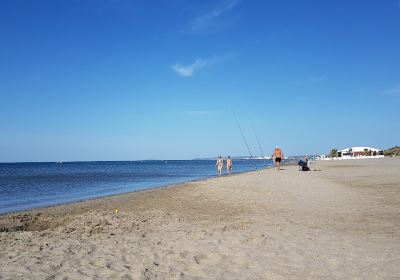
[272,146,283,170]
[216,156,224,176]
[226,156,233,175]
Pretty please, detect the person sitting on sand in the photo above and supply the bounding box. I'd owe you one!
[272,146,283,170]
[216,156,224,176]
[298,156,311,171]
[226,156,233,175]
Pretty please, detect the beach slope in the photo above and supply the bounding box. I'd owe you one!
[1,158,400,279]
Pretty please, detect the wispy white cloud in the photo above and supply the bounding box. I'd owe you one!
[171,52,234,77]
[190,0,240,33]
[171,59,207,77]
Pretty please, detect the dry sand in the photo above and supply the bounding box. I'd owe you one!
[1,158,399,279]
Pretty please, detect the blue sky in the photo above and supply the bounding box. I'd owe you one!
[1,0,399,162]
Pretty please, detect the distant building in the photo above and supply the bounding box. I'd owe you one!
[337,147,383,158]
[317,146,384,161]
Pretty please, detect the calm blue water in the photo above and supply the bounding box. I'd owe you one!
[0,160,272,214]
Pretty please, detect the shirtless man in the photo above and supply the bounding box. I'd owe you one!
[226,156,233,175]
[216,156,224,176]
[272,146,283,170]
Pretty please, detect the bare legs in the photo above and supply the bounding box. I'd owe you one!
[274,159,281,170]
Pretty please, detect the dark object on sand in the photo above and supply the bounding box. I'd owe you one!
[298,160,310,171]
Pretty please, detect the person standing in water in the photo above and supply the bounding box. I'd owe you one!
[272,146,283,170]
[226,156,233,175]
[216,156,224,176]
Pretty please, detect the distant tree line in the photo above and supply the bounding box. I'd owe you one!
[384,146,400,156]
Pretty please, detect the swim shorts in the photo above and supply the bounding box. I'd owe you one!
[275,157,282,162]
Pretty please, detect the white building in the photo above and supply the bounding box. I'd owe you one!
[318,146,384,160]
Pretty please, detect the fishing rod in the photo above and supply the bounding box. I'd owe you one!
[251,118,265,159]
[233,112,253,159]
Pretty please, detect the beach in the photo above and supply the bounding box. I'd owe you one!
[1,158,399,279]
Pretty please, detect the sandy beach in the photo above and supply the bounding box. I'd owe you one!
[1,158,399,279]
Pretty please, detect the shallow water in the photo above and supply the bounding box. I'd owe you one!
[0,160,272,214]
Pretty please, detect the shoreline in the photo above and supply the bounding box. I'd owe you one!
[2,158,398,278]
[0,163,275,217]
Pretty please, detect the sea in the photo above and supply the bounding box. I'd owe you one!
[0,160,273,214]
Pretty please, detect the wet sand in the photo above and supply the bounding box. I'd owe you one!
[1,158,399,279]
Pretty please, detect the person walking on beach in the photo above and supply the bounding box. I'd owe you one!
[272,146,283,170]
[226,156,233,175]
[216,156,224,176]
